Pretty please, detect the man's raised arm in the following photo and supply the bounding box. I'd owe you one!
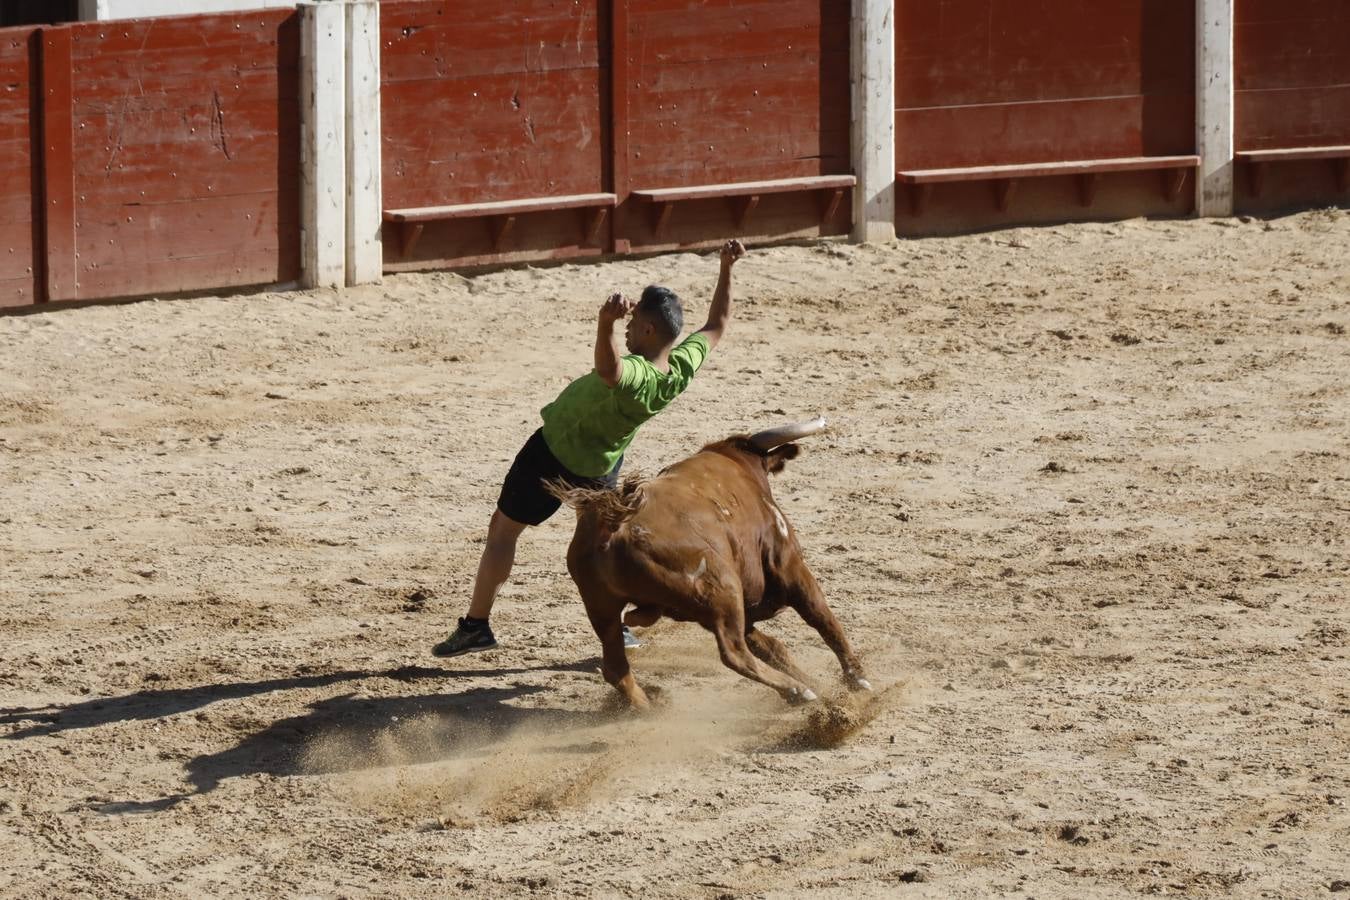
[594,292,634,387]
[696,239,746,351]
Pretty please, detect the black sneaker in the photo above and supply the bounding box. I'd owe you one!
[431,618,498,658]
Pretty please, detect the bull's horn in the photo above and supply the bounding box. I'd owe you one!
[749,417,828,451]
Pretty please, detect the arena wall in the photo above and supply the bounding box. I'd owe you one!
[1234,0,1350,213]
[0,28,39,308]
[378,0,852,271]
[894,0,1200,236]
[2,0,1349,311]
[0,11,300,305]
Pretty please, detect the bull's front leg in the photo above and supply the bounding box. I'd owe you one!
[787,566,871,692]
[710,601,818,704]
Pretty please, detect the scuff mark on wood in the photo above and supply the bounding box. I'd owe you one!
[211,90,233,159]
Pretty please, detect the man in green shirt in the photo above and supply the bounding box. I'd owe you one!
[433,239,747,657]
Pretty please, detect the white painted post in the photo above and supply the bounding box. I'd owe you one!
[299,0,346,288]
[850,0,896,243]
[1196,0,1235,217]
[344,0,382,285]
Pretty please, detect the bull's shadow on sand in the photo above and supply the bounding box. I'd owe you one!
[1,660,611,813]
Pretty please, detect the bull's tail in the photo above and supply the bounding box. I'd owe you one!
[545,473,647,530]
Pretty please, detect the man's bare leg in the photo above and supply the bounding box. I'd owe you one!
[433,510,527,657]
[468,510,528,619]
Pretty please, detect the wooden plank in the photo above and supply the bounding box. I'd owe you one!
[1235,3,1350,91]
[68,13,293,59]
[624,188,851,250]
[76,192,296,268]
[1237,84,1350,150]
[1196,0,1235,217]
[1236,146,1350,163]
[895,94,1195,170]
[899,156,1201,184]
[0,277,36,309]
[607,0,629,253]
[72,139,298,206]
[379,15,601,83]
[41,26,76,303]
[381,68,606,209]
[852,0,893,242]
[72,241,301,301]
[629,59,846,120]
[630,157,852,194]
[386,193,617,222]
[896,0,1193,108]
[632,176,855,203]
[299,0,345,289]
[346,0,382,286]
[629,1,848,62]
[0,27,36,304]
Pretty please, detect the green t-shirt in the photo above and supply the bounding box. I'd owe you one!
[540,332,710,478]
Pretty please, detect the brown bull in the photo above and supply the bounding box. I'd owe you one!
[555,418,870,710]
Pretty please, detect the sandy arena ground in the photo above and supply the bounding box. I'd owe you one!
[1,211,1348,898]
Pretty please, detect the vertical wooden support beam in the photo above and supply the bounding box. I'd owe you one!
[40,27,76,303]
[399,222,423,259]
[1196,0,1234,216]
[345,0,382,285]
[850,0,895,243]
[487,216,516,251]
[650,201,673,238]
[993,178,1017,212]
[908,183,931,216]
[582,207,608,246]
[299,0,346,289]
[1076,173,1098,207]
[818,187,845,223]
[1163,168,1188,201]
[1246,161,1264,198]
[607,0,631,253]
[731,195,759,228]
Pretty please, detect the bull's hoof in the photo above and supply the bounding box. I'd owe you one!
[849,678,873,692]
[786,687,818,705]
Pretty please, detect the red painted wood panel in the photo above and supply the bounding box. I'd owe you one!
[1236,0,1350,150]
[41,27,77,303]
[62,11,299,301]
[627,0,850,191]
[896,0,1195,170]
[380,0,606,209]
[0,27,38,308]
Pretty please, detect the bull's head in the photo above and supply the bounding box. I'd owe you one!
[708,417,828,474]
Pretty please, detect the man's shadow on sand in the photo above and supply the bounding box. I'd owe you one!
[0,660,614,813]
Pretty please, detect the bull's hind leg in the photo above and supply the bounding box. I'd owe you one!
[745,628,817,692]
[567,552,651,710]
[786,567,871,691]
[710,599,817,704]
[582,598,651,710]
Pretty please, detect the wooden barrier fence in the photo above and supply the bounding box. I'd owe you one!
[0,12,299,307]
[1,0,1348,311]
[377,0,854,272]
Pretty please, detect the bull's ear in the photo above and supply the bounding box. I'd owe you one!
[765,442,800,473]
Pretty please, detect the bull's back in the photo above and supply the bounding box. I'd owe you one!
[604,451,779,603]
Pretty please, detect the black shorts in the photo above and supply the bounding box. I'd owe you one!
[497,429,623,526]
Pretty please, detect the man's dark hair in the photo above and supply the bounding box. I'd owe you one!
[637,285,683,342]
